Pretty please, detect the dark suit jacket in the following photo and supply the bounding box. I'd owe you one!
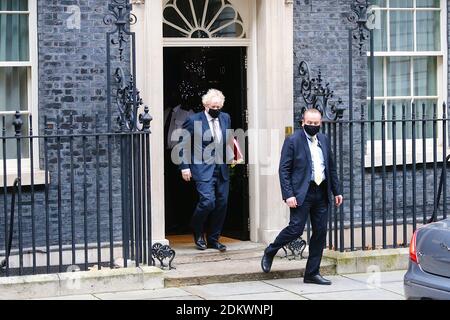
[279,129,341,205]
[179,111,232,182]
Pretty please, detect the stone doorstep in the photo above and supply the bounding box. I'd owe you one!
[323,248,410,274]
[163,257,336,288]
[173,247,268,265]
[0,266,164,300]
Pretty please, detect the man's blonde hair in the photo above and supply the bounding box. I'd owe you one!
[202,89,225,108]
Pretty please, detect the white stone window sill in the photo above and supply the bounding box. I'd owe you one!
[364,140,448,167]
[0,169,49,187]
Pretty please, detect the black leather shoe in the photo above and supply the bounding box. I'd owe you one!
[193,233,207,250]
[207,242,227,252]
[261,250,274,273]
[303,274,332,285]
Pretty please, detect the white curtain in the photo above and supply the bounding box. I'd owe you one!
[416,11,440,51]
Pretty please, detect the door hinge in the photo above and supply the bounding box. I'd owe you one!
[244,109,249,125]
[248,217,250,232]
[244,55,248,70]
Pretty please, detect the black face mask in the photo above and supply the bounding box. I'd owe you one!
[208,109,220,119]
[304,124,320,137]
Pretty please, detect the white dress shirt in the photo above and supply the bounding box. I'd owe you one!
[305,130,325,183]
[182,111,222,176]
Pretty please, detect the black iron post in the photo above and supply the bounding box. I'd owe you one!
[13,112,23,275]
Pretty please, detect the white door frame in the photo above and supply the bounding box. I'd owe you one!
[131,0,294,245]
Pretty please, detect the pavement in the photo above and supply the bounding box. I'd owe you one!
[32,270,407,300]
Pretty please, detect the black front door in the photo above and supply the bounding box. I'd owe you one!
[163,46,250,241]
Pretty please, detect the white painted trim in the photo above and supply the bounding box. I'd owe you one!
[0,11,30,14]
[369,96,439,100]
[246,0,258,243]
[365,140,445,167]
[0,61,32,67]
[413,0,417,51]
[368,51,443,56]
[0,169,48,187]
[0,0,39,172]
[163,38,251,47]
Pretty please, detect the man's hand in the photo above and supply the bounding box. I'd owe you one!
[285,197,298,208]
[181,169,192,182]
[335,195,343,207]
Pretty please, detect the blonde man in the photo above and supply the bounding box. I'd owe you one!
[179,89,232,252]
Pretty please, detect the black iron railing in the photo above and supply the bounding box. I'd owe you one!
[303,102,450,253]
[0,110,156,277]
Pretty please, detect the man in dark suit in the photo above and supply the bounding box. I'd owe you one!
[179,89,233,252]
[261,108,343,285]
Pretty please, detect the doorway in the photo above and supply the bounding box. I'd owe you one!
[163,46,249,241]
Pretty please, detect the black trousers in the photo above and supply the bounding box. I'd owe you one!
[266,181,329,277]
[191,165,229,243]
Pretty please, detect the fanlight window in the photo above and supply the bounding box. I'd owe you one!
[163,0,245,38]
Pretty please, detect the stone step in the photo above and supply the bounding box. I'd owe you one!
[171,242,268,265]
[164,254,335,288]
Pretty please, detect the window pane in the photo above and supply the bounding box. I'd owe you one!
[387,100,411,139]
[416,11,440,51]
[0,0,27,11]
[389,0,413,7]
[0,114,29,160]
[175,0,196,30]
[0,67,28,111]
[372,9,387,51]
[163,5,191,37]
[0,13,29,61]
[390,10,413,51]
[368,56,384,97]
[387,57,410,96]
[413,99,435,138]
[414,57,437,96]
[366,101,384,140]
[163,23,189,38]
[416,0,440,8]
[212,22,244,38]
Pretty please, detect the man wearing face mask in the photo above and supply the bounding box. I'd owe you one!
[179,89,233,252]
[261,108,343,285]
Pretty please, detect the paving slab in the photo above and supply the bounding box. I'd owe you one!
[341,270,407,284]
[156,296,205,300]
[32,294,100,300]
[263,276,370,295]
[94,287,193,300]
[302,288,405,300]
[182,281,283,299]
[209,291,307,300]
